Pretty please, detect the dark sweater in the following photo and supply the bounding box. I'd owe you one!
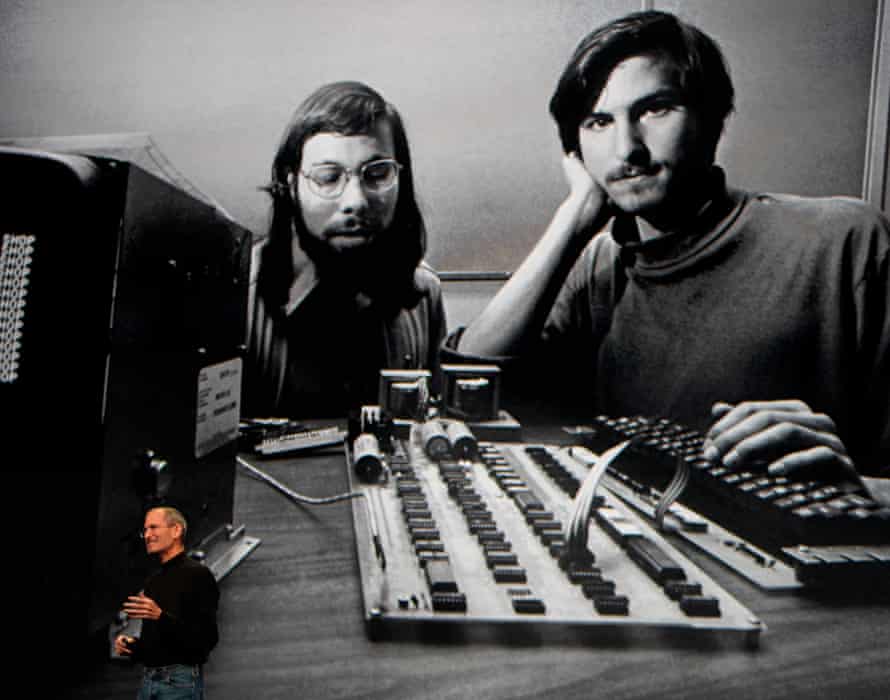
[132,552,219,668]
[445,179,890,474]
[245,256,447,419]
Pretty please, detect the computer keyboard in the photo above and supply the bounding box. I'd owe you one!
[579,415,890,585]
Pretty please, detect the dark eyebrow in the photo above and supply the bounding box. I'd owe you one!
[631,88,684,113]
[307,160,343,168]
[589,87,684,119]
[308,154,392,168]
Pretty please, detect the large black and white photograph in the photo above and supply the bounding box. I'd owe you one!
[2,1,889,698]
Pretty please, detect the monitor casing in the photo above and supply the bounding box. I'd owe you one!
[0,145,251,655]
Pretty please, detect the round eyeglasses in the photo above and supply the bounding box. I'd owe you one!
[299,158,401,199]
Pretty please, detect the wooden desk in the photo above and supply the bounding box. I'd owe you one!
[68,434,890,699]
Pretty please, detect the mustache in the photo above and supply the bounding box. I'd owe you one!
[324,215,381,237]
[606,163,659,183]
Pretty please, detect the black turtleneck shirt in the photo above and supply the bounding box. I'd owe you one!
[444,169,890,473]
[131,552,219,667]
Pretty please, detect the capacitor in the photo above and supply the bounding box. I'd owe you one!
[353,433,384,483]
[445,420,477,459]
[420,420,451,461]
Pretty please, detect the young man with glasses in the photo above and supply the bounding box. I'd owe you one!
[114,506,219,699]
[449,10,890,481]
[245,81,445,418]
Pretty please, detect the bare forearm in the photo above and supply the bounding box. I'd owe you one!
[459,194,603,356]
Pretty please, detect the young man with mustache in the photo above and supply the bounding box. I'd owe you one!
[450,11,890,481]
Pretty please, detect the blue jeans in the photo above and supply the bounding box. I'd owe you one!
[138,664,204,699]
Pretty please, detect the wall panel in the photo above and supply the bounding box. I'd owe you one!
[0,2,880,274]
[659,0,877,200]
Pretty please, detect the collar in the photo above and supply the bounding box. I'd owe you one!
[610,167,744,270]
[161,550,187,569]
[285,227,379,315]
[283,261,320,316]
[282,264,374,316]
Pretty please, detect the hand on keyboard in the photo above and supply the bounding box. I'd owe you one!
[703,400,858,481]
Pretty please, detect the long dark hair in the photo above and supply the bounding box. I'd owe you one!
[258,81,427,313]
[550,11,735,161]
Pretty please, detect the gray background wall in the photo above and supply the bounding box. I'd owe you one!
[0,0,880,276]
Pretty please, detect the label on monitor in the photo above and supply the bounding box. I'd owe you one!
[0,233,35,384]
[195,358,242,458]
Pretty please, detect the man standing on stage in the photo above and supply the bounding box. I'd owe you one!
[115,506,219,699]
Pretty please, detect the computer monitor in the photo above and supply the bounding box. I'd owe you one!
[0,141,252,658]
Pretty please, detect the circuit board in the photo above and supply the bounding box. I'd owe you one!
[347,433,764,648]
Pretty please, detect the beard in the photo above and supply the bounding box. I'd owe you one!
[296,223,391,299]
